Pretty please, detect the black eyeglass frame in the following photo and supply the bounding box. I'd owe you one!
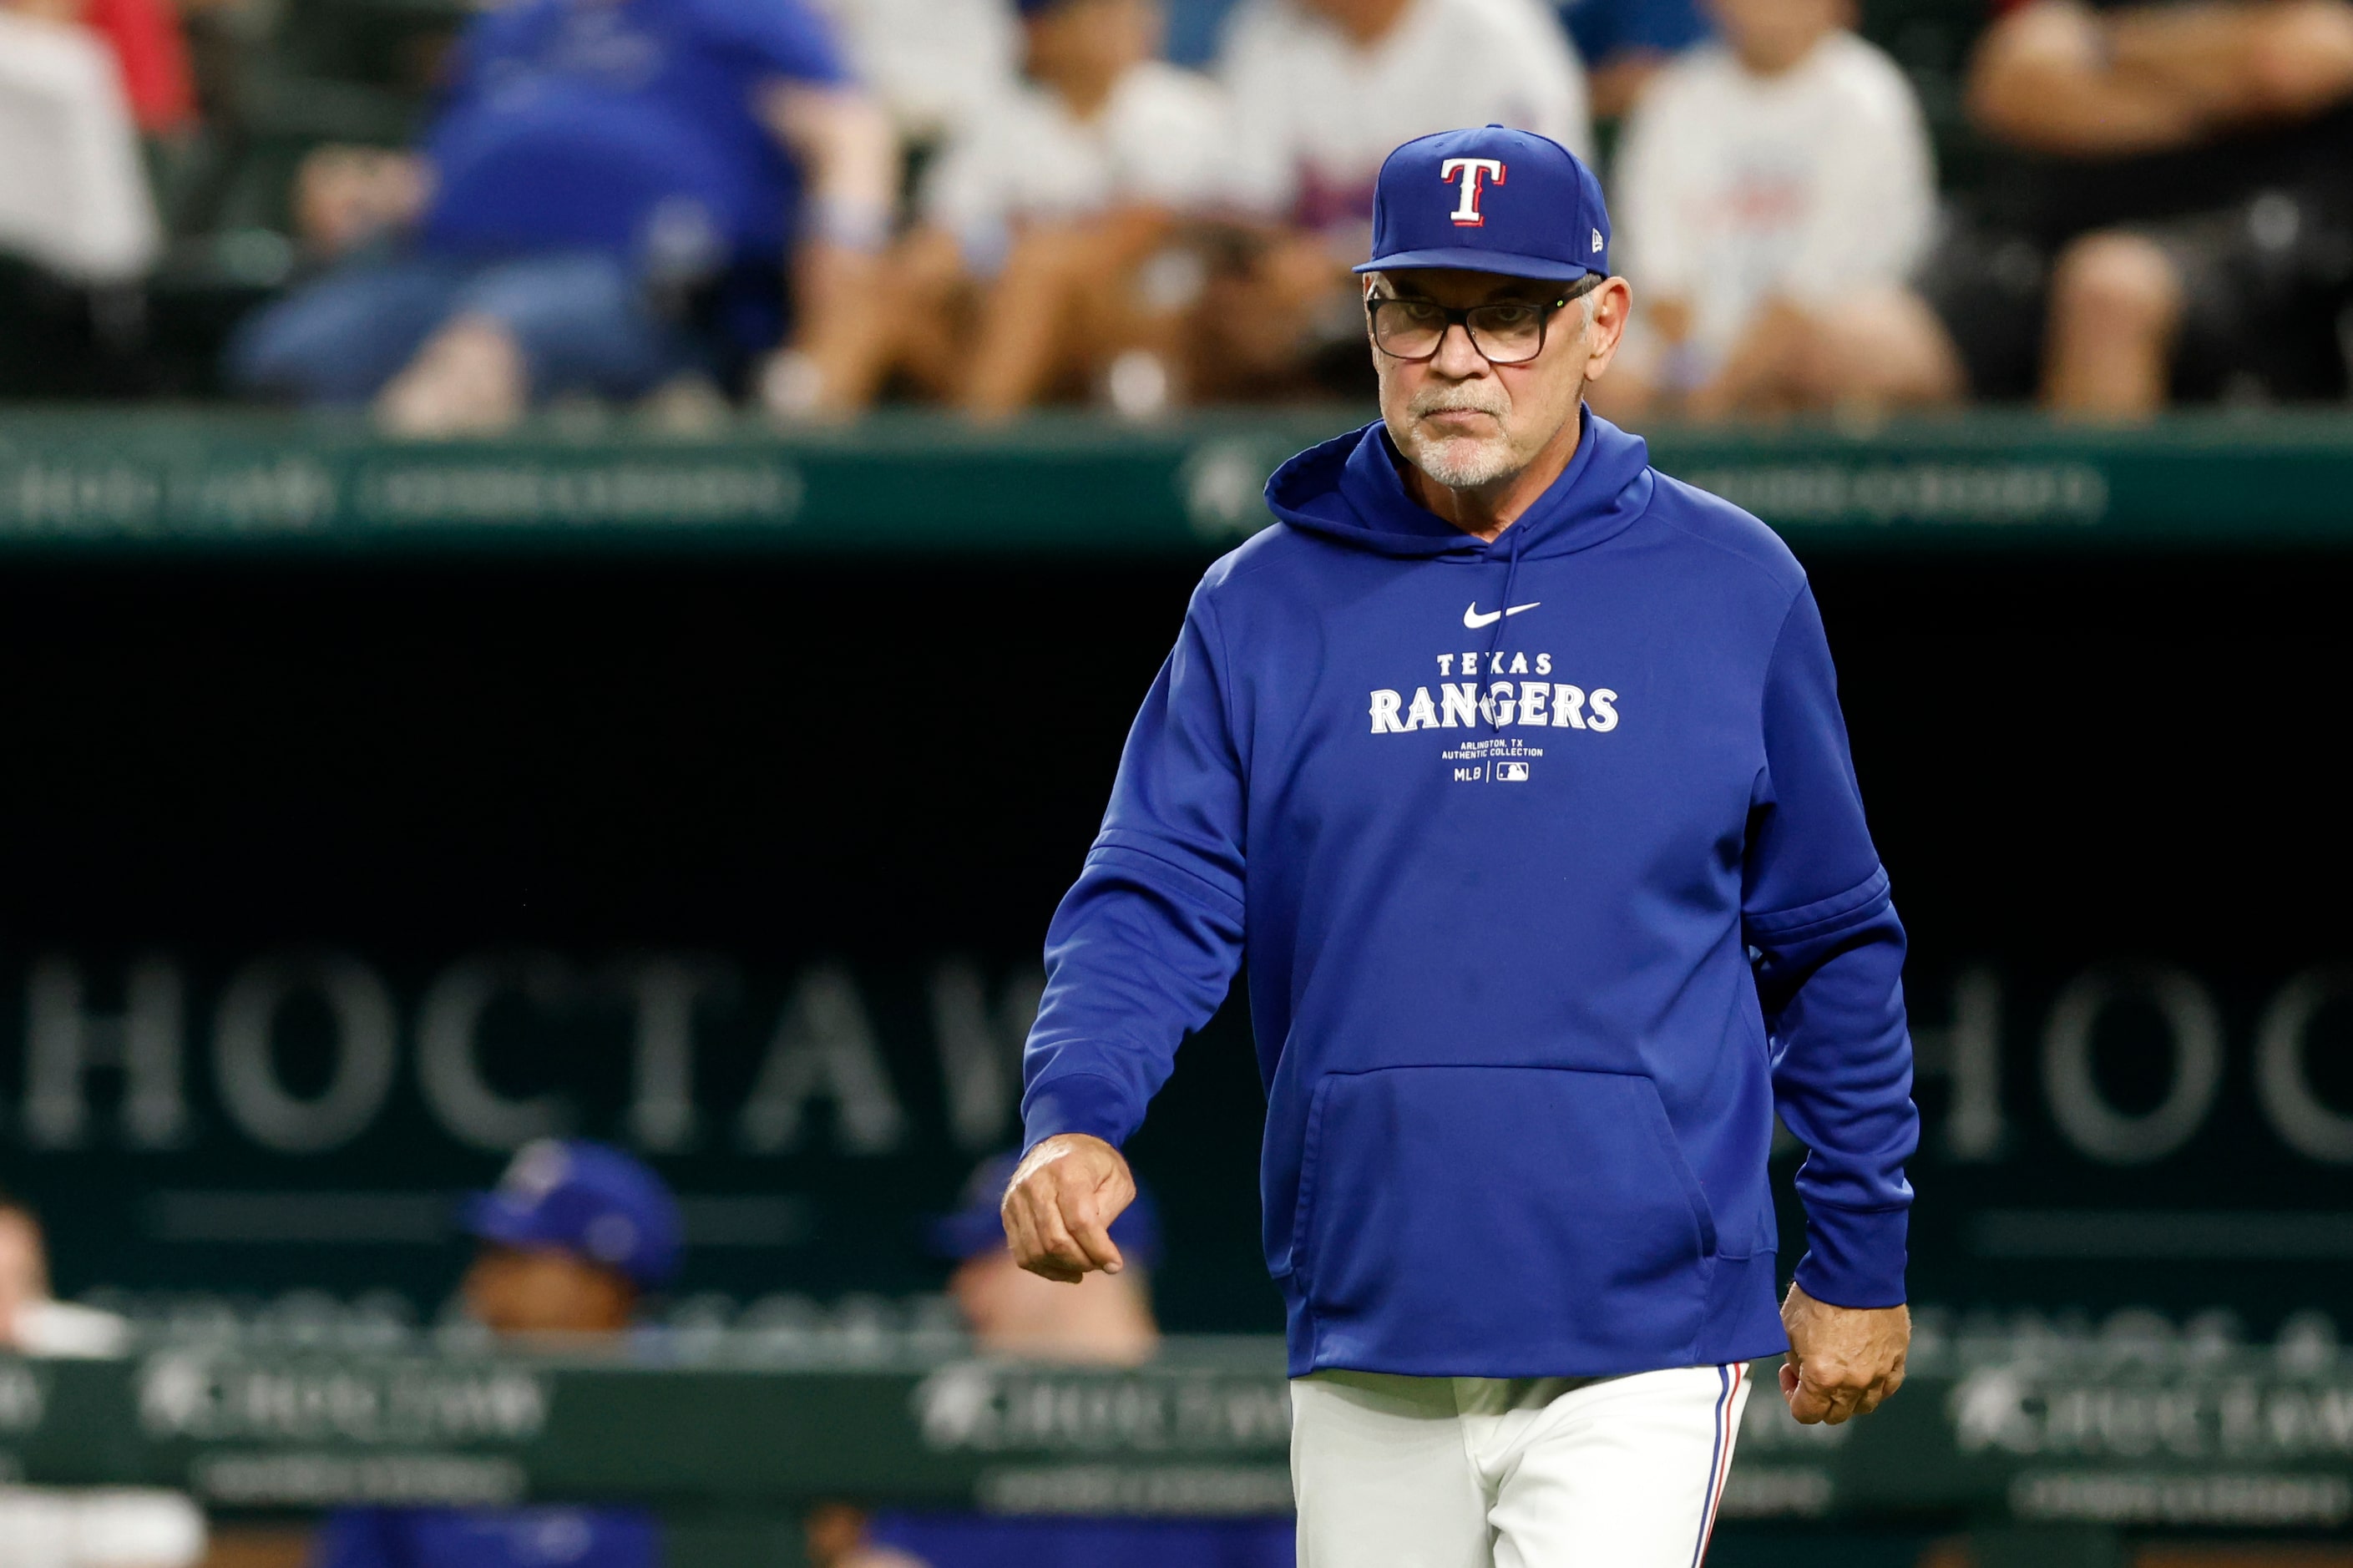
[1364,272,1605,365]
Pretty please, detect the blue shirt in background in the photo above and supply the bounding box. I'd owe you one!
[1161,0,1241,66]
[1558,0,1710,68]
[423,0,850,267]
[872,1515,1295,1568]
[1161,0,1705,75]
[314,1507,659,1568]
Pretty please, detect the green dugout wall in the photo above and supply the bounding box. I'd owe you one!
[0,409,2347,1358]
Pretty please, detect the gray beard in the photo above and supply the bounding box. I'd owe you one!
[1401,397,1523,489]
[1410,434,1526,489]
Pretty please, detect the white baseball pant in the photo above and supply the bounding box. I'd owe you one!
[1291,1363,1752,1568]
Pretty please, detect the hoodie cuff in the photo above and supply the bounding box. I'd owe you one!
[1021,1074,1136,1153]
[1793,1204,1909,1309]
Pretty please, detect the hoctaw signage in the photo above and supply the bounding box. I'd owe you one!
[3,948,2349,1325]
[7,951,1037,1161]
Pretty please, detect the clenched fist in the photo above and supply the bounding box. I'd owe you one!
[999,1134,1137,1284]
[1779,1282,1909,1424]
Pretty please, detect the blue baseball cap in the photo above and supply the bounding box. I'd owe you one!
[1356,125,1611,283]
[460,1140,683,1291]
[930,1151,1162,1269]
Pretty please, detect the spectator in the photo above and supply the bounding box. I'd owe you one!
[0,1193,207,1568]
[0,2,163,285]
[845,0,1227,419]
[2,0,195,134]
[310,1141,682,1568]
[225,0,896,435]
[816,0,1020,145]
[1834,0,2353,415]
[804,1503,929,1568]
[1559,0,1713,118]
[1597,0,1941,420]
[1198,0,1592,397]
[0,1192,134,1358]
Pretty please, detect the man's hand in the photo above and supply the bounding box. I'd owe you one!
[296,147,429,256]
[999,1134,1136,1284]
[1779,1283,1909,1424]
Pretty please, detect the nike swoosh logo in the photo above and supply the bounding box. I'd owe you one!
[1464,601,1541,629]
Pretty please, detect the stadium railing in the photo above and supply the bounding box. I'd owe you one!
[3,409,2352,555]
[7,1328,2350,1563]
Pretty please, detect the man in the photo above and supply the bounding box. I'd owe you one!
[313,1140,681,1568]
[0,1192,206,1568]
[1002,125,1916,1565]
[845,0,1227,418]
[1832,0,2353,414]
[1598,0,1943,419]
[227,0,894,433]
[1197,0,1589,397]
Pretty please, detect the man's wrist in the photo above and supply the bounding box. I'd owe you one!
[1021,1075,1136,1153]
[1793,1204,1910,1309]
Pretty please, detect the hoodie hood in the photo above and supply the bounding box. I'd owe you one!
[1264,406,1656,562]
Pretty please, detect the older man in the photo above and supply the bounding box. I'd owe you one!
[1002,125,1917,1565]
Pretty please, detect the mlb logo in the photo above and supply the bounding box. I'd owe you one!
[1494,761,1531,782]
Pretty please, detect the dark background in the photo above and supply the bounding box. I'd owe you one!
[0,547,2345,1335]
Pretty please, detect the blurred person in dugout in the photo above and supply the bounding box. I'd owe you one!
[223,0,896,434]
[1813,0,2353,413]
[303,1140,683,1568]
[1589,0,1939,420]
[0,1193,206,1568]
[805,1156,1293,1568]
[1196,0,1591,399]
[835,0,1228,421]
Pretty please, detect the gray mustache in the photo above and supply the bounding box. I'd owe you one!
[1409,392,1511,419]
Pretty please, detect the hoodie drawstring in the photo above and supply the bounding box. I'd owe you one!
[1486,521,1527,730]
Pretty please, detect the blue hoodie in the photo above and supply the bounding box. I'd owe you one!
[1022,412,1917,1380]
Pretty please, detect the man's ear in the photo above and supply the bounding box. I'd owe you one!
[1577,277,1636,382]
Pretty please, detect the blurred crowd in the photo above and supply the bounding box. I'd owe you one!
[3,0,2353,426]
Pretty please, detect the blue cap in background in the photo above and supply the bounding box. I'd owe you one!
[931,1151,1162,1269]
[461,1140,684,1291]
[1357,125,1611,283]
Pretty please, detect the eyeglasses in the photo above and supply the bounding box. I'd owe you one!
[1365,275,1602,366]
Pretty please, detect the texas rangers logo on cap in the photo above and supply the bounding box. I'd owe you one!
[1357,124,1612,283]
[1441,157,1505,227]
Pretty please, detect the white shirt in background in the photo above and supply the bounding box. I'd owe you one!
[809,0,1020,143]
[10,1299,131,1358]
[1217,0,1592,232]
[0,13,161,283]
[922,61,1230,273]
[1612,32,1935,382]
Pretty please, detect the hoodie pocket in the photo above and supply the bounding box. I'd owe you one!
[1292,1064,1718,1373]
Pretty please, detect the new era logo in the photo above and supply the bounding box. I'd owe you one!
[1591,229,1603,253]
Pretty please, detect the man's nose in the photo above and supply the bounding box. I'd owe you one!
[1430,322,1490,378]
